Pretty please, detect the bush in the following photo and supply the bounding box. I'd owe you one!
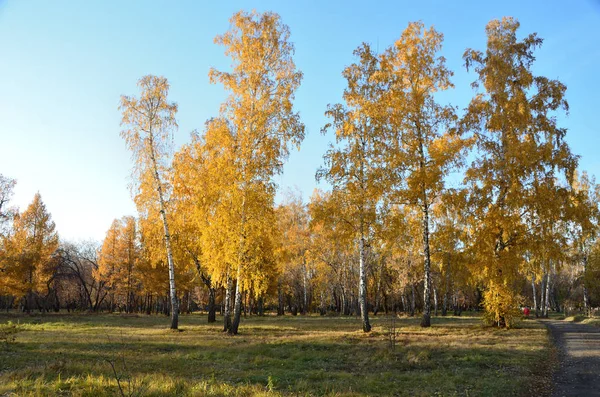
[482,282,523,329]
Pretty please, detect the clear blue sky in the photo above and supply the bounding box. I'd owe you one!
[1,0,599,242]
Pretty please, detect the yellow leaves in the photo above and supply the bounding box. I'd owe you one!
[458,18,580,325]
[97,216,138,295]
[172,10,306,295]
[120,75,178,198]
[0,193,58,296]
[482,279,523,328]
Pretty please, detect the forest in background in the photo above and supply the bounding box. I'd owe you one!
[2,11,600,335]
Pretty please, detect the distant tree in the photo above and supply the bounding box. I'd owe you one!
[308,189,358,316]
[98,217,139,312]
[430,193,473,316]
[0,193,58,311]
[55,241,107,312]
[120,75,180,329]
[0,174,17,280]
[570,171,600,313]
[0,174,16,238]
[275,191,312,315]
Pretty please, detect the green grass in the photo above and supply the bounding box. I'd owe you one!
[0,313,553,396]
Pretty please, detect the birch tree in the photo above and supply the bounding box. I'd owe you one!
[0,175,16,236]
[120,75,180,329]
[208,11,304,334]
[462,17,577,327]
[379,22,468,327]
[570,171,600,314]
[318,43,387,332]
[0,175,17,274]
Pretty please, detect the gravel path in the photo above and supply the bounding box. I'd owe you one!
[543,320,600,397]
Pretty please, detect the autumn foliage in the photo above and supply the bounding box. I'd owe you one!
[1,13,599,334]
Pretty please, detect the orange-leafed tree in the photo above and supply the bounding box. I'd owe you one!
[0,193,58,311]
[97,216,139,312]
[275,191,312,315]
[462,17,577,327]
[207,10,304,335]
[569,171,600,313]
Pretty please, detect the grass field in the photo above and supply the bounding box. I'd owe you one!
[0,313,553,396]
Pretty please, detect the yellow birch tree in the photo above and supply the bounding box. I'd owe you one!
[462,17,577,327]
[208,10,304,335]
[379,22,469,327]
[318,43,387,332]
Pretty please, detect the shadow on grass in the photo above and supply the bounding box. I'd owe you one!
[0,313,552,396]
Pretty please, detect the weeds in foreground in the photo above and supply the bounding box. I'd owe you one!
[104,333,148,397]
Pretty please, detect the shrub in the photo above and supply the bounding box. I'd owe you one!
[482,281,523,329]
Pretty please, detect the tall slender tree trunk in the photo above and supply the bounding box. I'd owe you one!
[442,292,448,316]
[223,277,233,332]
[277,280,284,316]
[258,295,264,316]
[229,193,247,335]
[531,275,538,317]
[544,269,551,318]
[540,273,546,317]
[421,204,432,327]
[410,284,416,316]
[302,263,308,315]
[358,235,371,332]
[433,286,438,317]
[583,255,590,316]
[159,203,178,329]
[148,136,179,330]
[230,267,243,335]
[207,288,216,323]
[193,256,217,323]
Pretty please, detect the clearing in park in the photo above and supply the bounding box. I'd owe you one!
[0,313,553,396]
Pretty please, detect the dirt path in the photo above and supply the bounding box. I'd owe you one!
[543,320,600,396]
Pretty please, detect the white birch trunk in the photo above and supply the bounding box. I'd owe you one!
[531,275,537,317]
[148,135,178,330]
[421,205,432,327]
[358,236,371,332]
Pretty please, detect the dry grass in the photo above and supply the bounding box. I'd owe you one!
[0,313,553,396]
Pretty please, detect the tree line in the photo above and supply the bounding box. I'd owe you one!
[1,12,599,333]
